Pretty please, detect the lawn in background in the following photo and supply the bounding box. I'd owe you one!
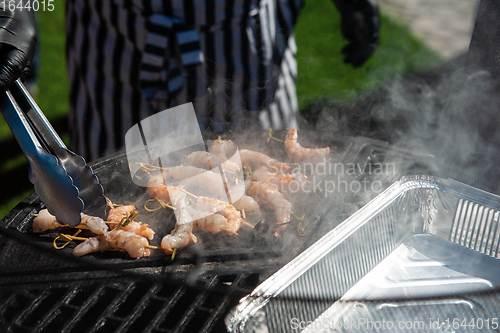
[295,0,442,108]
[0,0,442,218]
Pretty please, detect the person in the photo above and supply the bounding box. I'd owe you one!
[0,5,37,91]
[0,0,379,161]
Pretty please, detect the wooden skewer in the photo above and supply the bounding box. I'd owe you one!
[291,211,307,236]
[241,209,246,219]
[171,247,177,261]
[291,211,305,221]
[266,128,284,143]
[241,220,254,229]
[53,230,83,249]
[222,229,238,236]
[63,234,87,242]
[144,198,176,211]
[179,188,199,199]
[297,224,306,236]
[106,197,120,210]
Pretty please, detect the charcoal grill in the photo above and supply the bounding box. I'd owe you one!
[0,132,449,332]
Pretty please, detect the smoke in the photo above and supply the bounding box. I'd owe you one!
[303,58,500,194]
[88,59,500,288]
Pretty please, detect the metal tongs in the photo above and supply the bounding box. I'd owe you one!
[0,79,106,226]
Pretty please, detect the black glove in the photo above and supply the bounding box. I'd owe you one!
[333,0,380,67]
[0,5,37,91]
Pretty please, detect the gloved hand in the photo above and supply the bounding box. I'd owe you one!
[332,0,380,67]
[0,6,37,91]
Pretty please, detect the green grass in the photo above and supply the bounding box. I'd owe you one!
[295,0,442,108]
[0,0,442,218]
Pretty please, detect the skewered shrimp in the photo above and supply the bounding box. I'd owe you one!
[147,173,195,203]
[161,223,197,254]
[285,129,330,165]
[252,166,308,193]
[169,185,193,225]
[33,209,109,236]
[80,214,109,236]
[107,204,155,240]
[149,166,235,200]
[107,205,135,222]
[182,151,240,172]
[33,209,61,232]
[73,230,151,258]
[195,197,242,234]
[166,165,212,179]
[170,166,228,199]
[193,213,228,234]
[233,195,262,215]
[247,181,292,237]
[163,196,242,253]
[147,174,173,203]
[118,222,155,240]
[160,185,197,254]
[209,138,234,161]
[34,207,154,241]
[239,149,290,173]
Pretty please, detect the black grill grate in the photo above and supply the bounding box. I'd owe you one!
[0,273,262,333]
[0,134,444,333]
[0,221,271,333]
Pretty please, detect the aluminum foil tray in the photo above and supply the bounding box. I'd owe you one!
[226,176,500,333]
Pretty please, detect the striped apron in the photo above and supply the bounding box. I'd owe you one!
[66,0,302,161]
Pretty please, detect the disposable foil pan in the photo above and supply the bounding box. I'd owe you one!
[226,175,500,333]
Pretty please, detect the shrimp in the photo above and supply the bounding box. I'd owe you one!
[193,213,228,234]
[209,138,234,161]
[284,129,330,165]
[118,222,155,240]
[33,209,109,236]
[149,166,229,199]
[182,151,240,173]
[252,166,308,193]
[160,185,197,254]
[247,181,292,236]
[147,174,190,203]
[233,194,262,215]
[72,236,108,257]
[33,209,62,233]
[107,204,155,240]
[194,197,242,234]
[147,174,173,203]
[239,149,290,173]
[161,223,197,254]
[163,196,241,252]
[107,205,135,223]
[165,165,209,179]
[80,214,109,236]
[169,185,193,225]
[167,166,228,198]
[73,230,151,258]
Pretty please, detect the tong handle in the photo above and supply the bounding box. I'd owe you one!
[9,79,66,154]
[1,89,43,171]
